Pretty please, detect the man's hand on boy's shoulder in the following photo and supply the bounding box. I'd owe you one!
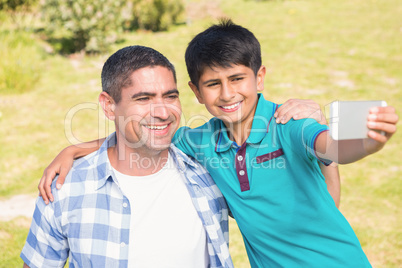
[363,106,398,154]
[274,99,327,125]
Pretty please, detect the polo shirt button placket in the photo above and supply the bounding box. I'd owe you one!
[235,144,250,192]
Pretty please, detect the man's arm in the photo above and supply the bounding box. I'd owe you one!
[274,99,341,207]
[314,106,398,164]
[23,263,29,268]
[320,163,340,207]
[38,138,105,204]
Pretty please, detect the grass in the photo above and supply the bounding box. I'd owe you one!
[0,0,401,266]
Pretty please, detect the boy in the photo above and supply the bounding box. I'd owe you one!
[38,20,398,267]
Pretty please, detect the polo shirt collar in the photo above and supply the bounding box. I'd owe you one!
[214,122,234,153]
[247,93,277,144]
[214,94,277,152]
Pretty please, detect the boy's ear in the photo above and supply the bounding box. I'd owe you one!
[256,65,266,92]
[188,81,205,104]
[99,92,116,120]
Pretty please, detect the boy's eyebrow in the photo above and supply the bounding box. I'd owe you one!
[202,72,247,85]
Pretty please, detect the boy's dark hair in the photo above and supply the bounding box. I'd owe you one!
[101,45,177,103]
[185,19,262,88]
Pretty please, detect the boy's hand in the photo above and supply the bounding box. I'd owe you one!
[364,106,398,154]
[274,99,327,125]
[38,147,75,205]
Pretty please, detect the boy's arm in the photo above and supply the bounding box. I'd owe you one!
[315,106,398,164]
[38,138,105,204]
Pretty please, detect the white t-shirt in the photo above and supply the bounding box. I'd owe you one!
[113,153,209,268]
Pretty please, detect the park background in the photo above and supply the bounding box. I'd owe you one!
[0,0,401,267]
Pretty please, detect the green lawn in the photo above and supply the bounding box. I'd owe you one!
[1,0,401,267]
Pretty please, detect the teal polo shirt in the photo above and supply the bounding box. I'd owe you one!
[173,94,371,267]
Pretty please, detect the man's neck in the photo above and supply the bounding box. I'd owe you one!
[107,143,169,177]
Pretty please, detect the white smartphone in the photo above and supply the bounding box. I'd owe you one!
[329,100,387,140]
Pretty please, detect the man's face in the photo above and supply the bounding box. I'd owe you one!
[112,66,181,155]
[189,64,265,130]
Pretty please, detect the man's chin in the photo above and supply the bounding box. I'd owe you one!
[149,143,171,152]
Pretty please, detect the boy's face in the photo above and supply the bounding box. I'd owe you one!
[189,64,266,129]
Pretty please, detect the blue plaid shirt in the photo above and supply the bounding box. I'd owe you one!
[21,133,234,268]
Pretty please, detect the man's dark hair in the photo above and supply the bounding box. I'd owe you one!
[101,45,177,103]
[185,18,262,88]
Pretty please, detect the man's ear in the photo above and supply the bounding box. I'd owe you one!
[99,92,116,120]
[188,81,205,104]
[256,65,266,92]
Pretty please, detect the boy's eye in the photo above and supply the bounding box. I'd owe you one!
[232,77,244,82]
[207,82,219,87]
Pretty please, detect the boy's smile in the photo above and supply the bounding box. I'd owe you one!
[189,64,266,143]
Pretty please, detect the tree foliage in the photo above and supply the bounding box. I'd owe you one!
[128,0,184,32]
[40,0,125,54]
[39,0,184,54]
[0,0,36,11]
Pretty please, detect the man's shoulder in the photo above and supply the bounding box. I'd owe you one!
[53,149,102,190]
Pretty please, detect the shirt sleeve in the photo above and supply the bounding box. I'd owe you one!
[282,118,332,165]
[20,197,69,268]
[172,126,199,158]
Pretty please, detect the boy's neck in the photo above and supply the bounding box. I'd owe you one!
[224,108,256,146]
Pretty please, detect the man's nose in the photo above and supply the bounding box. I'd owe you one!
[150,103,169,120]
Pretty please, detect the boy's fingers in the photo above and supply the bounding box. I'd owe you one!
[370,106,396,115]
[367,121,397,136]
[368,112,399,124]
[56,167,68,190]
[367,130,387,144]
[38,174,49,205]
[44,181,53,203]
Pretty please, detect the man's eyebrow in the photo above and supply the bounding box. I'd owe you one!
[131,89,179,99]
[131,92,156,99]
[162,89,179,97]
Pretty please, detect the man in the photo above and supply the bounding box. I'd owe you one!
[21,45,233,268]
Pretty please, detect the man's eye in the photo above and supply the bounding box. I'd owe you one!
[167,95,178,99]
[233,77,244,82]
[137,97,149,101]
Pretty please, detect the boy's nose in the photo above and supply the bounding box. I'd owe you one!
[220,83,236,101]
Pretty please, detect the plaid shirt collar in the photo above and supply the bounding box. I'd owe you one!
[93,133,201,190]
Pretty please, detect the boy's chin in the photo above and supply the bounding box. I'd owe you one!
[219,117,242,128]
